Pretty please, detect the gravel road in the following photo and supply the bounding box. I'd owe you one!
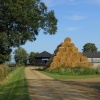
[25,67,98,100]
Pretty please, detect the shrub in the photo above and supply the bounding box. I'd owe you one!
[58,67,67,75]
[47,68,59,73]
[95,67,100,75]
[47,66,100,75]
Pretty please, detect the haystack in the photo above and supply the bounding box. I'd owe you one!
[48,37,93,69]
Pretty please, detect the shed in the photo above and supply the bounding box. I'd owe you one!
[34,51,52,66]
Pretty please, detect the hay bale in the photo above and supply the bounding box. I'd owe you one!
[86,62,93,67]
[65,62,72,67]
[63,52,70,57]
[59,62,65,67]
[56,51,63,58]
[65,47,75,52]
[78,52,83,57]
[58,47,66,52]
[53,56,60,62]
[68,43,75,47]
[64,37,71,43]
[80,56,88,62]
[50,62,58,68]
[62,42,70,48]
[73,48,78,53]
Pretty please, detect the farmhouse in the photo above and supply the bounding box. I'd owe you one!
[34,51,52,66]
[83,52,100,66]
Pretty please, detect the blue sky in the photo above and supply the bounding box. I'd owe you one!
[21,0,100,54]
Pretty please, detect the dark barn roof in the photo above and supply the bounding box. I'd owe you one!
[83,52,100,58]
[35,51,52,58]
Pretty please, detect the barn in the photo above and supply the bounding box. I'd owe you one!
[34,51,52,66]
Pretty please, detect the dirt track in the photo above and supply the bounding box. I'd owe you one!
[25,67,100,100]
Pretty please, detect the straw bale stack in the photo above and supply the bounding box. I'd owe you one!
[48,37,93,69]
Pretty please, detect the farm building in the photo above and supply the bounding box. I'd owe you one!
[34,50,100,67]
[34,51,52,66]
[83,52,100,66]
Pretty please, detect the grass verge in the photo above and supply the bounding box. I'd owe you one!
[0,66,30,100]
[40,70,100,80]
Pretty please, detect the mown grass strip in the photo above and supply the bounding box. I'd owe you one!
[0,66,30,100]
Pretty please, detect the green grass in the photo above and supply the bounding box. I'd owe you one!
[40,70,100,80]
[0,66,30,100]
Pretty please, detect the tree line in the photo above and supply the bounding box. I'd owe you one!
[13,47,38,66]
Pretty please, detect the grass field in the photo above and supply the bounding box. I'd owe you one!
[0,67,30,100]
[40,70,100,80]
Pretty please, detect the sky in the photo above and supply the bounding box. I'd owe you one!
[20,0,100,54]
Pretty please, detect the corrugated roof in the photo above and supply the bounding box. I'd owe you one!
[35,51,52,58]
[83,52,100,58]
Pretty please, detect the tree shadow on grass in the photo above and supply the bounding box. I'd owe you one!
[0,79,30,100]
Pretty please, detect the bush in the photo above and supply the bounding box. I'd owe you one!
[47,66,100,75]
[47,68,59,73]
[95,66,100,75]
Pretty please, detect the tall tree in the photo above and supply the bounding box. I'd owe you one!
[82,43,98,52]
[0,0,58,64]
[28,52,38,64]
[14,47,28,65]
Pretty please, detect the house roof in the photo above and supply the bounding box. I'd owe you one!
[35,51,52,58]
[83,52,100,58]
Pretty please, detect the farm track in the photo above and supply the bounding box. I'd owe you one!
[25,67,100,100]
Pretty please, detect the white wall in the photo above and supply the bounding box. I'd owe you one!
[88,58,100,67]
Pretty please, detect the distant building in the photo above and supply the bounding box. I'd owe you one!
[83,52,100,66]
[34,51,52,66]
[34,51,100,67]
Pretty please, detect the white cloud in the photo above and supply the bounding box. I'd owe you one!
[86,0,100,4]
[90,0,100,3]
[41,0,100,7]
[66,27,81,31]
[67,15,86,21]
[41,0,77,7]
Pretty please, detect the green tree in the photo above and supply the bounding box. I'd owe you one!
[28,52,39,64]
[14,47,28,65]
[82,43,98,52]
[0,0,58,64]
